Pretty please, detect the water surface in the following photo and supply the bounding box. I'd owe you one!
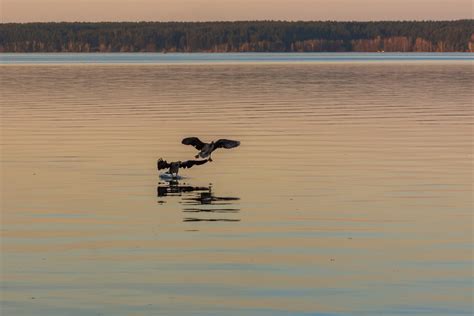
[1,55,473,315]
[1,52,472,64]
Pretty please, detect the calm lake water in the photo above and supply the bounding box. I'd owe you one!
[1,54,473,315]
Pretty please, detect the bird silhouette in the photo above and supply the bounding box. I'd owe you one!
[157,158,209,178]
[181,137,240,161]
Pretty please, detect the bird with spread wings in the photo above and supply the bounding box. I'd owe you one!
[181,137,240,161]
[157,158,210,178]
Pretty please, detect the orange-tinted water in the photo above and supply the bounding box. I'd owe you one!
[1,61,472,315]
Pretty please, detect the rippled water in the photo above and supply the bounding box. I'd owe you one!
[1,57,473,315]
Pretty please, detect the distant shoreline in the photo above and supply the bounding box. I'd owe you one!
[2,52,474,54]
[1,21,473,53]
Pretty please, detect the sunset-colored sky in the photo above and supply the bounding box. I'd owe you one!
[1,0,472,23]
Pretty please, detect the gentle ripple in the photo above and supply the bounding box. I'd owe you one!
[1,57,473,316]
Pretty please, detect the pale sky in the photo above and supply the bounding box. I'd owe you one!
[1,0,472,23]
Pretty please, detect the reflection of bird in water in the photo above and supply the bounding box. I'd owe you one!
[157,180,240,222]
[157,158,209,179]
[181,137,240,161]
[157,180,209,197]
[182,188,239,206]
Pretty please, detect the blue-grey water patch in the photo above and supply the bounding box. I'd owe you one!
[0,52,473,64]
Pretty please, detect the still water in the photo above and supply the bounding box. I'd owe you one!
[1,52,473,64]
[1,55,473,315]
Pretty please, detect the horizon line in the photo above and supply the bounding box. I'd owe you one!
[2,19,473,24]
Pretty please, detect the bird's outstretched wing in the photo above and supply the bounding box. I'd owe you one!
[182,137,205,150]
[180,159,209,169]
[157,158,171,170]
[214,139,240,150]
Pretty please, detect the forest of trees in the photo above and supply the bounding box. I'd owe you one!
[1,20,473,53]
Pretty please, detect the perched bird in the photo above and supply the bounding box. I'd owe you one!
[157,158,209,178]
[181,137,240,161]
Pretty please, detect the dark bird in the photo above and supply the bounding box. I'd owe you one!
[157,158,209,178]
[181,137,240,161]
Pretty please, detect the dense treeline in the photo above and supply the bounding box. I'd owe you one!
[1,20,473,53]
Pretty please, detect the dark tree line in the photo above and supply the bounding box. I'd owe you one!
[1,20,473,52]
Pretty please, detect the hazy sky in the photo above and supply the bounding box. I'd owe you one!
[2,0,472,23]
